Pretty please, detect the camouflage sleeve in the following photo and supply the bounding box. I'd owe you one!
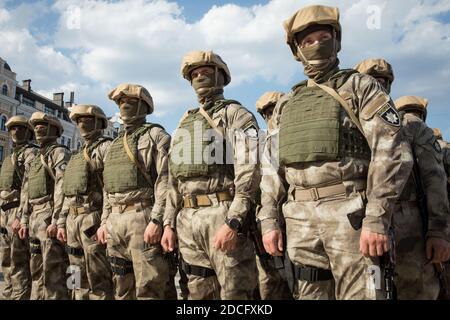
[50,147,71,225]
[101,189,111,226]
[226,104,261,224]
[19,177,30,227]
[407,116,449,240]
[258,131,287,234]
[57,197,70,229]
[163,168,182,229]
[148,127,171,225]
[258,94,292,234]
[350,74,413,234]
[18,147,37,226]
[443,142,450,177]
[100,143,112,226]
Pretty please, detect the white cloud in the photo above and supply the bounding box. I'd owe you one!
[0,0,449,135]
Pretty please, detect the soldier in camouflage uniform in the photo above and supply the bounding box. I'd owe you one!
[18,112,71,300]
[55,105,114,300]
[433,127,450,300]
[392,96,450,299]
[357,60,450,299]
[254,92,292,300]
[96,84,174,300]
[161,51,260,300]
[259,5,414,300]
[0,116,36,300]
[354,59,394,94]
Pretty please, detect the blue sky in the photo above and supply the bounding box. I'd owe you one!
[0,0,449,139]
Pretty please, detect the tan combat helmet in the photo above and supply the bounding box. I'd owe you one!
[283,5,341,60]
[108,83,154,115]
[355,59,394,82]
[394,96,428,121]
[180,50,231,85]
[29,111,64,137]
[256,92,284,116]
[433,128,443,140]
[69,104,108,129]
[6,115,33,132]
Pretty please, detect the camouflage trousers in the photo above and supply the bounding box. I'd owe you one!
[255,254,292,300]
[29,204,70,299]
[176,201,257,300]
[0,206,32,300]
[283,192,384,300]
[393,201,440,300]
[106,205,173,300]
[66,210,114,300]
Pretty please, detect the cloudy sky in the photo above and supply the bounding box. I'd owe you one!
[1,0,449,138]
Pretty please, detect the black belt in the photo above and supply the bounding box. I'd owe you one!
[109,256,134,276]
[180,259,215,278]
[66,245,84,257]
[294,265,333,282]
[1,200,20,212]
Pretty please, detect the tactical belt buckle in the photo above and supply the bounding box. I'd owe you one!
[309,188,320,201]
[188,195,198,208]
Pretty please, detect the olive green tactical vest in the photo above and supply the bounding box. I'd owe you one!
[169,100,237,179]
[103,124,162,193]
[63,137,112,197]
[279,70,371,165]
[28,144,61,200]
[0,145,29,192]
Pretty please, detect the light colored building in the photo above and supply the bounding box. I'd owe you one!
[15,80,82,151]
[0,58,19,165]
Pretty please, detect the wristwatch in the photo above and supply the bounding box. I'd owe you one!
[225,217,242,232]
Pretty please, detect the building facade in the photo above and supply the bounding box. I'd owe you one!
[15,80,82,151]
[0,58,19,165]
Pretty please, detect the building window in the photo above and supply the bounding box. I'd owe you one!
[2,84,7,96]
[22,97,35,107]
[0,146,3,162]
[1,116,7,131]
[77,141,81,150]
[44,106,55,115]
[67,138,72,148]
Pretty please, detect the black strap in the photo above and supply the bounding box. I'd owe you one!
[180,259,215,278]
[65,245,84,257]
[1,200,20,212]
[294,265,333,282]
[108,256,134,276]
[109,256,133,267]
[29,237,40,245]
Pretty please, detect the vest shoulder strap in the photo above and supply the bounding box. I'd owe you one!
[40,144,68,181]
[307,78,364,136]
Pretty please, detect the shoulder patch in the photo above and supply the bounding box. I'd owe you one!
[432,139,442,153]
[377,104,400,127]
[59,162,67,171]
[244,125,258,138]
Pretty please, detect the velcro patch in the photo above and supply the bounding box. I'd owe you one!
[377,104,400,127]
[244,125,258,138]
